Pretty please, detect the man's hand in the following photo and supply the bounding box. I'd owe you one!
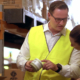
[25,60,34,72]
[41,60,58,71]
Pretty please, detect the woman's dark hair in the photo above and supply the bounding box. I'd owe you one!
[70,25,80,45]
[49,1,69,15]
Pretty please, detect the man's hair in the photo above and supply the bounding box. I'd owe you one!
[49,1,69,15]
[70,25,80,45]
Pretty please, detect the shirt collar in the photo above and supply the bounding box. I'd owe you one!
[43,23,66,36]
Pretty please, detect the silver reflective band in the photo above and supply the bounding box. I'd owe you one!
[30,58,43,71]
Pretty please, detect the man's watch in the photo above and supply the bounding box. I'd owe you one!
[55,63,62,72]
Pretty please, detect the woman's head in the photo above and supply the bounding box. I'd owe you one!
[70,25,80,50]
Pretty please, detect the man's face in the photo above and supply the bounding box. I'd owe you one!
[70,37,80,50]
[48,8,68,32]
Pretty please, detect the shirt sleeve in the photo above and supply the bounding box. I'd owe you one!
[59,49,80,78]
[16,32,30,71]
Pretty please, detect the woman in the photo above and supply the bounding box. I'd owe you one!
[70,25,80,50]
[70,25,80,80]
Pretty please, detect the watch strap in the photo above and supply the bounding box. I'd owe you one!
[55,63,62,72]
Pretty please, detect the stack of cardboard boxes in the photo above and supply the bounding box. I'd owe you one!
[0,0,25,9]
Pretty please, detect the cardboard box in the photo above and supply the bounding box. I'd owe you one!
[0,0,24,9]
[0,76,6,80]
[43,1,47,10]
[4,69,25,80]
[42,8,48,20]
[0,12,3,20]
[0,5,3,20]
[9,63,18,69]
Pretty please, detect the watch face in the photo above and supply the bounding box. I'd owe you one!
[58,64,62,68]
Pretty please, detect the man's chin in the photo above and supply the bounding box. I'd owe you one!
[58,27,64,31]
[58,29,63,32]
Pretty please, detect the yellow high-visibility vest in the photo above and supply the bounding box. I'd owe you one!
[24,25,73,80]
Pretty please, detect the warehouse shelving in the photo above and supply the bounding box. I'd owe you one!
[3,8,47,49]
[0,3,47,78]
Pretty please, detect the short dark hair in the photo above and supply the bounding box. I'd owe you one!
[49,1,69,15]
[70,25,80,45]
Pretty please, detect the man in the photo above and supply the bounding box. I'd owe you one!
[16,1,80,80]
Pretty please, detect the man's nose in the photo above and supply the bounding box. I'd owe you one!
[59,20,64,25]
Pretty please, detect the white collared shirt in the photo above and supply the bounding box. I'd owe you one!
[16,23,80,78]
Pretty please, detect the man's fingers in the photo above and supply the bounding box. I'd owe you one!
[25,66,34,71]
[26,60,33,67]
[41,60,48,62]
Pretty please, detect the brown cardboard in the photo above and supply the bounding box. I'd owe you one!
[4,9,23,23]
[0,76,6,80]
[4,69,24,80]
[9,63,18,69]
[43,2,47,9]
[42,8,48,20]
[0,0,23,9]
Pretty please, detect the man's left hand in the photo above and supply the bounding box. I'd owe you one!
[41,60,58,71]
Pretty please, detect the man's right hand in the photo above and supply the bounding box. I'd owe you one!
[25,60,34,72]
